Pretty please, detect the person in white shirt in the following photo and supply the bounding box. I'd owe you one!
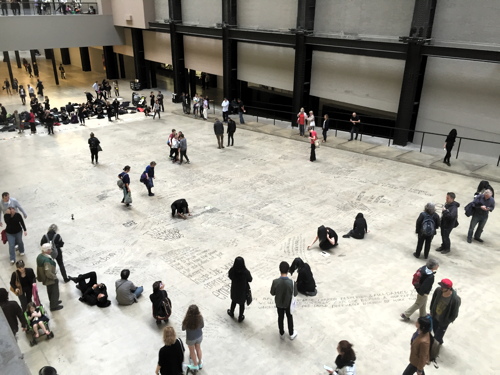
[221,98,229,122]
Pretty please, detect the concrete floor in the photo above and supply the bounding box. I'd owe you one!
[1,54,500,375]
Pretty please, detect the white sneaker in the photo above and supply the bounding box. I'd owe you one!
[280,333,285,340]
[290,331,298,340]
[20,252,25,256]
[10,260,15,265]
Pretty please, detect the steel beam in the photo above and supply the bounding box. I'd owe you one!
[222,0,238,101]
[168,0,187,101]
[131,28,150,89]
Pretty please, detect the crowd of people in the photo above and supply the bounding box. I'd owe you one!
[0,1,97,16]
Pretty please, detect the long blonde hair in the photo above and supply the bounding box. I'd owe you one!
[163,326,176,346]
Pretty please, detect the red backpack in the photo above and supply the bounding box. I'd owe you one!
[412,266,426,288]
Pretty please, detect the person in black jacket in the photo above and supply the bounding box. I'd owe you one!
[171,199,190,219]
[0,288,27,335]
[308,225,338,251]
[289,257,317,296]
[67,272,110,307]
[322,114,330,142]
[10,260,36,310]
[401,258,439,321]
[443,129,457,166]
[214,118,224,149]
[414,203,441,259]
[88,132,100,164]
[45,111,55,135]
[343,213,369,239]
[227,117,236,147]
[437,192,460,255]
[150,281,171,324]
[227,256,252,322]
[4,206,27,265]
[40,224,68,282]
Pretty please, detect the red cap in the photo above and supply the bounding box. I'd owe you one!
[438,278,453,289]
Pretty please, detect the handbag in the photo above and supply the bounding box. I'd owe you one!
[314,139,320,148]
[10,271,23,296]
[97,145,103,152]
[246,286,253,306]
[124,191,132,204]
[290,280,297,314]
[464,202,474,217]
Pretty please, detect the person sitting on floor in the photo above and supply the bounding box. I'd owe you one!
[115,269,143,305]
[343,213,369,239]
[307,225,338,251]
[289,257,317,296]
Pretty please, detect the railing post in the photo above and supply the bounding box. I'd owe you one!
[455,138,462,159]
[388,129,392,147]
[419,133,425,152]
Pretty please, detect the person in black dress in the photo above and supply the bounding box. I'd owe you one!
[10,260,36,310]
[150,281,171,324]
[155,327,185,375]
[289,257,317,296]
[308,225,338,251]
[443,129,457,166]
[343,213,369,239]
[88,132,100,164]
[227,256,252,322]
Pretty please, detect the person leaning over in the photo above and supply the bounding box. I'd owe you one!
[467,189,494,243]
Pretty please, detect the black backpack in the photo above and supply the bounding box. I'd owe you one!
[421,213,435,236]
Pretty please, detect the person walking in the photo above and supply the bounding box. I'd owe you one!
[436,192,460,254]
[443,129,457,166]
[227,256,252,323]
[309,126,318,162]
[0,288,27,336]
[157,91,164,112]
[153,100,161,119]
[322,114,330,142]
[348,112,360,141]
[414,203,440,259]
[115,269,143,305]
[167,129,177,159]
[149,91,155,108]
[227,117,236,147]
[40,224,68,283]
[170,134,180,163]
[402,316,432,375]
[155,327,185,375]
[3,207,27,264]
[36,243,63,311]
[19,85,26,105]
[45,110,55,135]
[297,107,306,136]
[270,261,298,340]
[141,161,156,196]
[182,305,204,372]
[118,166,132,206]
[10,260,36,310]
[113,98,119,120]
[429,279,461,361]
[1,192,28,226]
[3,78,12,95]
[325,340,356,375]
[36,79,44,97]
[88,132,100,164]
[58,64,66,79]
[401,258,439,322]
[221,98,229,122]
[467,189,494,243]
[12,78,18,93]
[178,134,190,165]
[27,64,33,78]
[214,118,224,149]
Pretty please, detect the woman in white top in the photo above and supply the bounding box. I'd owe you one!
[307,111,316,131]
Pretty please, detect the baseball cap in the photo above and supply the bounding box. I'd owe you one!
[438,278,453,289]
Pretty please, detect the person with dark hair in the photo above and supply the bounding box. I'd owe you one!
[348,112,360,141]
[157,91,164,112]
[40,224,68,282]
[45,110,55,135]
[475,180,494,198]
[0,288,27,335]
[467,189,494,244]
[141,161,156,196]
[325,340,356,375]
[171,199,191,219]
[39,366,59,375]
[10,260,36,310]
[343,213,368,239]
[237,98,245,124]
[4,206,27,264]
[118,166,131,206]
[88,132,100,164]
[270,261,298,340]
[150,281,171,324]
[227,117,236,147]
[155,326,185,375]
[414,203,440,259]
[182,305,204,371]
[19,85,26,105]
[309,126,318,162]
[429,279,461,360]
[443,129,457,166]
[322,114,330,142]
[67,272,111,308]
[115,269,143,305]
[437,193,460,255]
[178,134,190,165]
[401,259,439,322]
[289,258,317,296]
[308,225,338,251]
[36,79,44,97]
[28,109,36,134]
[402,316,433,375]
[227,256,253,322]
[214,118,224,149]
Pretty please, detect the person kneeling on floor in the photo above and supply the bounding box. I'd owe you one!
[290,257,317,296]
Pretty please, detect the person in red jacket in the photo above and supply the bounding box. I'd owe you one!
[28,109,36,134]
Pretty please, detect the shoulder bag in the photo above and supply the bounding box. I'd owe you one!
[10,271,23,296]
[246,284,253,306]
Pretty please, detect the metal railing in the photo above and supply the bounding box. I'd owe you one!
[239,105,500,166]
[1,1,98,16]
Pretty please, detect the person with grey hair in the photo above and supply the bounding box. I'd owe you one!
[467,189,495,243]
[414,203,440,259]
[401,259,439,322]
[36,243,63,311]
[40,224,68,282]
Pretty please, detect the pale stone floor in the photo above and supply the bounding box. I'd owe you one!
[1,56,500,375]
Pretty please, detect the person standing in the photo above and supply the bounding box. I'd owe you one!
[297,107,306,136]
[142,161,156,196]
[3,207,27,264]
[0,288,27,336]
[0,103,6,124]
[221,98,229,122]
[182,305,204,371]
[153,100,161,119]
[10,260,36,311]
[227,256,253,323]
[27,64,33,78]
[443,129,457,166]
[227,117,236,147]
[307,111,316,131]
[106,102,113,122]
[88,132,100,164]
[270,261,298,340]
[44,96,50,111]
[58,64,66,79]
[155,327,185,375]
[401,258,439,322]
[11,0,21,15]
[92,81,99,97]
[149,91,155,108]
[13,110,22,133]
[113,98,119,120]
[36,79,44,97]
[214,118,224,149]
[414,203,440,259]
[113,80,119,97]
[467,189,494,243]
[12,78,18,93]
[348,112,360,141]
[170,134,179,163]
[309,126,318,162]
[28,109,36,134]
[115,269,143,305]
[402,317,432,375]
[0,0,8,15]
[429,279,461,360]
[322,114,330,142]
[237,98,246,124]
[45,110,54,135]
[118,166,132,206]
[36,244,63,311]
[19,85,26,105]
[32,62,39,78]
[27,84,35,98]
[325,340,356,375]
[178,134,190,165]
[3,78,12,95]
[40,224,68,283]
[436,192,460,254]
[78,104,87,125]
[202,96,209,121]
[167,129,177,159]
[157,91,164,112]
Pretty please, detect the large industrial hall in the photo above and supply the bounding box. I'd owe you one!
[0,1,499,375]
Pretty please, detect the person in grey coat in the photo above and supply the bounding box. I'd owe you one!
[214,118,224,149]
[270,261,298,340]
[178,133,190,164]
[115,269,143,305]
